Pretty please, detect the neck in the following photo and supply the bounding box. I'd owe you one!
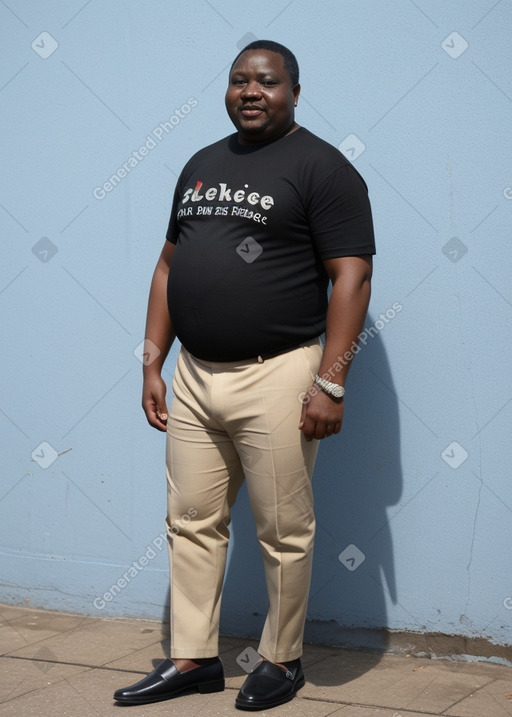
[237,121,300,147]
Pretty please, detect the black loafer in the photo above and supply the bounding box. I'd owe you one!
[113,657,224,704]
[235,658,304,711]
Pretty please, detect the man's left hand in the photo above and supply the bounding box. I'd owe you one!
[299,389,344,441]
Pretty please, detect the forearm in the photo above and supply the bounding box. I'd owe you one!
[317,257,372,387]
[143,260,175,377]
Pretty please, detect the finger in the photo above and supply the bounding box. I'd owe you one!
[143,398,168,432]
[298,399,308,429]
[148,414,167,432]
[143,408,166,431]
[300,413,315,441]
[153,404,168,431]
[155,404,168,422]
[314,421,328,440]
[323,421,342,438]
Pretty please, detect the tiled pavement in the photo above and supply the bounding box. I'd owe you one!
[1,603,511,716]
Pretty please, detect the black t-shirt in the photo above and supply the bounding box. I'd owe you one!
[166,127,375,361]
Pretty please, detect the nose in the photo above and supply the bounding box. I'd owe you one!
[240,80,262,99]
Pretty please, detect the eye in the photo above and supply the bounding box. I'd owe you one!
[261,80,277,87]
[231,78,246,85]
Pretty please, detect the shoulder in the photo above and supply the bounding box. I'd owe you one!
[289,128,348,163]
[286,128,356,179]
[178,135,233,176]
[190,134,233,159]
[287,128,369,192]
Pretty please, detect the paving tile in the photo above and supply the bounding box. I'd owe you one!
[326,708,442,716]
[300,642,349,666]
[445,677,512,716]
[0,604,34,621]
[0,655,89,704]
[6,616,165,667]
[0,665,341,717]
[305,647,383,677]
[0,609,88,656]
[0,621,34,655]
[218,635,261,654]
[103,641,169,674]
[302,652,497,713]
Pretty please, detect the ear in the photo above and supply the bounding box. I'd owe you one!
[293,83,301,107]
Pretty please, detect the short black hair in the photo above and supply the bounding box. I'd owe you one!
[230,40,299,87]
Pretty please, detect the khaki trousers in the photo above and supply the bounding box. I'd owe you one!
[165,338,323,662]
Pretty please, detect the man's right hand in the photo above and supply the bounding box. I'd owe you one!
[142,373,168,431]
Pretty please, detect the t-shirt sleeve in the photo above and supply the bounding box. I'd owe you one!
[165,180,182,244]
[306,163,376,258]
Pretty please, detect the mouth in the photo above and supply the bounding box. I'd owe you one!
[240,105,265,118]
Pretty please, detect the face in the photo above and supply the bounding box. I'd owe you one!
[225,50,300,145]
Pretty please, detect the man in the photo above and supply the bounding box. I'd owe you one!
[114,40,375,711]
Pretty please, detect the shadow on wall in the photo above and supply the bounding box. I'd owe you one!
[220,312,402,682]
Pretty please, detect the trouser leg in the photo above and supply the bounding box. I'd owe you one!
[229,341,323,663]
[166,350,245,658]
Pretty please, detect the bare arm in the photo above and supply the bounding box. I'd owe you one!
[299,254,373,441]
[141,240,176,431]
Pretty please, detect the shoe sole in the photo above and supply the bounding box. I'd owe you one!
[114,678,225,704]
[234,676,305,711]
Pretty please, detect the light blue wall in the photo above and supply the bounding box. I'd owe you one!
[1,1,511,652]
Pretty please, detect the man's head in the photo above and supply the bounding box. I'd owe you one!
[230,40,299,86]
[225,40,301,146]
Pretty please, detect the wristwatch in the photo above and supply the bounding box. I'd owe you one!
[314,374,345,399]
